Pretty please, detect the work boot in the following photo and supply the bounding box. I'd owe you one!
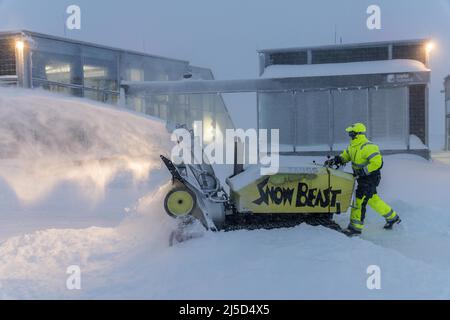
[384,215,402,230]
[343,226,362,237]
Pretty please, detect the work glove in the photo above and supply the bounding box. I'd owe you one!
[354,167,369,177]
[324,159,333,167]
[324,156,343,168]
[333,156,343,165]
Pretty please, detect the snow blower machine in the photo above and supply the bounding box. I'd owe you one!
[161,131,355,245]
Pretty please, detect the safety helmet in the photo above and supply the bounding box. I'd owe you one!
[345,123,367,134]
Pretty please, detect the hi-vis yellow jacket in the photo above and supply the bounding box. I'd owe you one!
[340,134,383,175]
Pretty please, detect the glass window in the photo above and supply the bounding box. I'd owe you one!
[184,94,202,128]
[393,44,426,65]
[269,51,308,65]
[295,91,330,151]
[369,87,408,149]
[126,68,144,82]
[214,94,235,137]
[44,62,72,83]
[158,97,169,120]
[164,94,186,126]
[121,53,145,81]
[0,37,16,76]
[84,88,118,104]
[332,89,369,149]
[259,92,295,152]
[32,79,82,97]
[142,95,170,120]
[312,46,388,64]
[447,117,450,151]
[31,37,82,85]
[125,95,145,113]
[82,47,118,91]
[120,53,186,82]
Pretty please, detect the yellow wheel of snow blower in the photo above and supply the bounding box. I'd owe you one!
[164,187,196,218]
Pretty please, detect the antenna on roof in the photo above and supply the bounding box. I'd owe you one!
[334,24,337,44]
[63,13,67,37]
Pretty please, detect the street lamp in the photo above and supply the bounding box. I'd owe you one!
[15,40,25,51]
[424,41,435,68]
[425,42,434,54]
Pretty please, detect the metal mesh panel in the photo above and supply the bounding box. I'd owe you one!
[369,87,408,149]
[269,51,308,65]
[446,77,450,101]
[393,44,426,64]
[409,85,426,145]
[0,38,16,76]
[447,116,450,150]
[259,92,295,151]
[295,91,330,150]
[332,89,369,146]
[312,46,388,64]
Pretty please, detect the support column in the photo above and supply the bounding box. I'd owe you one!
[15,37,32,88]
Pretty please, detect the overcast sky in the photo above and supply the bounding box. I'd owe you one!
[0,0,449,144]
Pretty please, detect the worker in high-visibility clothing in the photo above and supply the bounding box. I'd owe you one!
[326,123,401,236]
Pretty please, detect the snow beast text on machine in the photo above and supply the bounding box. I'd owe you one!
[161,134,355,244]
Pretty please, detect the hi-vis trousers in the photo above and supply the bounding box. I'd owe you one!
[349,172,398,232]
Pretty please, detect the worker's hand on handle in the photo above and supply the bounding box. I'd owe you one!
[354,168,369,177]
[324,156,343,169]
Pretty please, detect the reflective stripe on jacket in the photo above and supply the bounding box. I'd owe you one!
[340,135,383,175]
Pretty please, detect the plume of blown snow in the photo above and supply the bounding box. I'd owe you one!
[0,88,172,204]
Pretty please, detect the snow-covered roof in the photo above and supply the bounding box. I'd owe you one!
[261,59,430,79]
[0,30,190,64]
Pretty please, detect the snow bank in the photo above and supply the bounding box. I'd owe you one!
[0,88,450,299]
[2,152,450,299]
[261,59,430,79]
[139,226,450,300]
[0,88,178,298]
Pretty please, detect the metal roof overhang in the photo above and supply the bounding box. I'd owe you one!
[0,30,190,65]
[122,71,430,96]
[257,38,429,54]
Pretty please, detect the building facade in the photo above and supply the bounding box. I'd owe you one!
[0,30,234,138]
[258,40,431,157]
[1,32,432,158]
[445,75,450,150]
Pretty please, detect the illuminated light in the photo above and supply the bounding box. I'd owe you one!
[127,68,144,81]
[15,40,25,50]
[426,42,435,54]
[203,117,216,143]
[83,65,107,78]
[45,65,71,75]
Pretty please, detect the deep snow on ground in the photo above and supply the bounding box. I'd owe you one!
[1,88,450,299]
